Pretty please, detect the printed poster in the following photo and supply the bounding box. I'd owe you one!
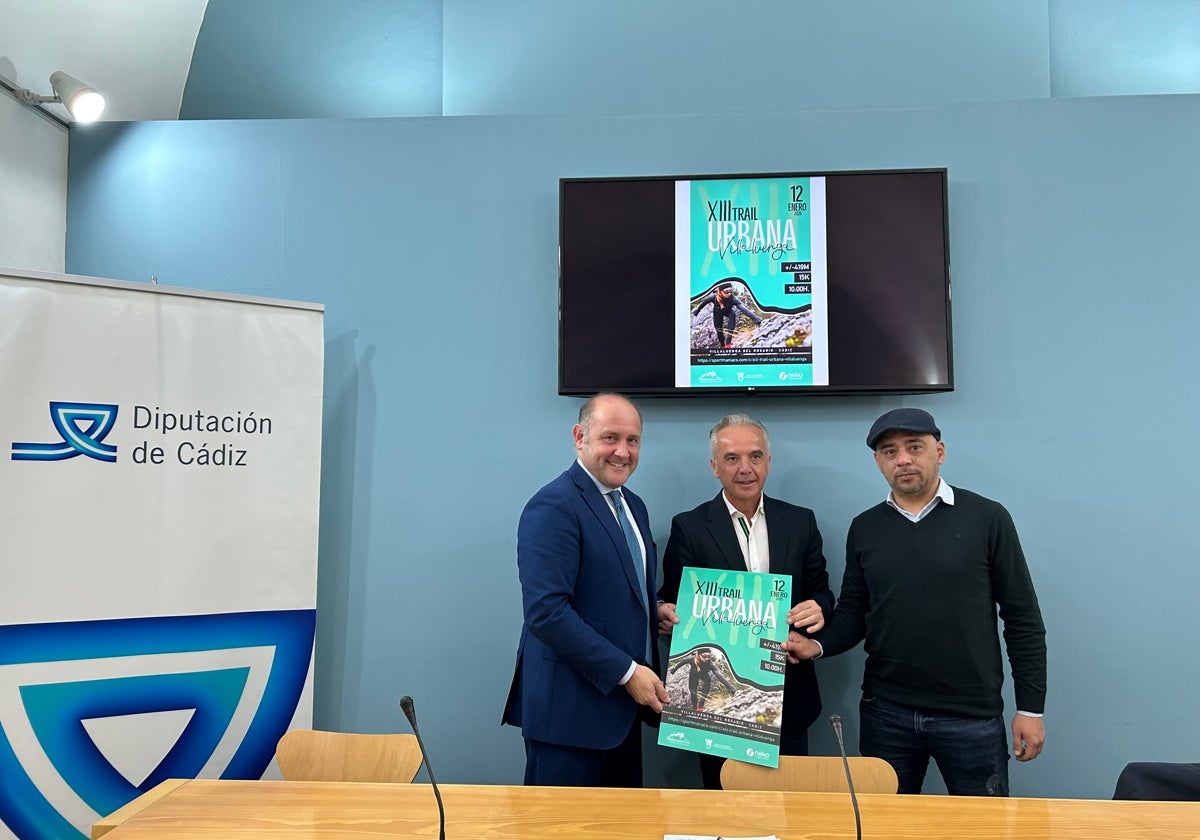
[658,566,791,768]
[673,176,829,389]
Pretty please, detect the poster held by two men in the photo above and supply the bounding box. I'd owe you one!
[659,567,791,768]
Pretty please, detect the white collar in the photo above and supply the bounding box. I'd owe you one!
[886,478,954,521]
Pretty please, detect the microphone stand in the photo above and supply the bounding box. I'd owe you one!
[830,714,862,840]
[400,695,446,840]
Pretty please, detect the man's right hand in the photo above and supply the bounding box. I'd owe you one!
[657,601,680,635]
[781,631,821,664]
[787,599,826,632]
[624,664,669,712]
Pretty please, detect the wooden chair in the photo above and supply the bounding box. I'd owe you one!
[720,755,899,793]
[275,729,424,783]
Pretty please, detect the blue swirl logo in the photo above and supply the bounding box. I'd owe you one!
[0,610,315,839]
[11,402,120,462]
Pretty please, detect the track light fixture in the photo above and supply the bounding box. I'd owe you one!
[11,71,106,123]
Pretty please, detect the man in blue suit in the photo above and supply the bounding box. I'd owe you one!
[503,393,668,787]
[658,413,834,788]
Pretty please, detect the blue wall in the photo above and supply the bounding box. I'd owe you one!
[179,1,1200,121]
[442,0,1051,114]
[66,90,1200,797]
[1050,0,1200,96]
[182,0,444,118]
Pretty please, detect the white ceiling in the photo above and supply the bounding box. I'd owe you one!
[0,0,208,122]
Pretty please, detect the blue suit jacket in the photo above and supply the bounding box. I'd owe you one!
[502,462,658,750]
[658,493,834,741]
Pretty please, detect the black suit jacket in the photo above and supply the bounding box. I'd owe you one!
[658,493,834,743]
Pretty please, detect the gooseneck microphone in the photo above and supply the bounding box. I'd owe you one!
[830,714,862,840]
[399,695,446,840]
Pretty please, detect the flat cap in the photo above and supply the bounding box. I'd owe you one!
[866,408,941,449]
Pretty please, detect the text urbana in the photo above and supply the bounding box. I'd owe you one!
[708,217,797,261]
[691,591,777,636]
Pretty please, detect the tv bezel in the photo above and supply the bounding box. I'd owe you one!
[558,167,954,397]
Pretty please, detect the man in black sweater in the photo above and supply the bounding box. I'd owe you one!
[784,408,1046,796]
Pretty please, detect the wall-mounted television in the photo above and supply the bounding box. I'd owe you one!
[559,168,953,396]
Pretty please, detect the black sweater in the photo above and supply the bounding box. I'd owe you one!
[816,487,1046,718]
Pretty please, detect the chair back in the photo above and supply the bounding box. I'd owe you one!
[276,729,424,783]
[720,755,899,793]
[1113,762,1200,801]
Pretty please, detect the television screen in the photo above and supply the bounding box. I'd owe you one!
[559,168,953,396]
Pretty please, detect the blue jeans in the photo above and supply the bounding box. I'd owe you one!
[859,694,1009,796]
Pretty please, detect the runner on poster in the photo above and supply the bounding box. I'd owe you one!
[658,566,791,768]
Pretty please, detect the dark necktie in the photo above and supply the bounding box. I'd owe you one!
[608,490,652,660]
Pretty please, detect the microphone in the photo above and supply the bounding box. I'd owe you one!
[830,714,862,840]
[399,695,446,840]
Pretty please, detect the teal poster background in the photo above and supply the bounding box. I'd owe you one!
[684,177,817,388]
[658,567,791,768]
[688,177,811,305]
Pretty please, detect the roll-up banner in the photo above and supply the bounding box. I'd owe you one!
[0,269,323,840]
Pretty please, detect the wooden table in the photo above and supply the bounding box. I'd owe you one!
[93,779,1200,839]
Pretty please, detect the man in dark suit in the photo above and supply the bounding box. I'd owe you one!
[658,413,834,789]
[503,393,668,787]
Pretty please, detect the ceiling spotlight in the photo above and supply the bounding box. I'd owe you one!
[13,71,105,123]
[49,72,105,122]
